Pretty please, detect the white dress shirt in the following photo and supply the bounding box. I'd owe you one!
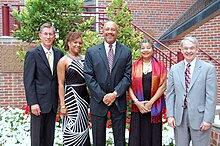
[42,44,54,74]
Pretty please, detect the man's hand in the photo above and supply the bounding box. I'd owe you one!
[168,117,176,128]
[200,121,212,131]
[103,93,117,106]
[31,104,41,116]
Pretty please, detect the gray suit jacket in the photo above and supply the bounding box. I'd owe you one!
[83,42,132,116]
[166,58,217,130]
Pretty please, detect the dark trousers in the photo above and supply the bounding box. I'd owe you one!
[91,103,126,146]
[31,109,56,146]
[129,112,162,146]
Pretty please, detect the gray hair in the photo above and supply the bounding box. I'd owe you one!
[180,36,198,48]
[140,39,154,49]
[39,23,56,34]
[103,21,118,31]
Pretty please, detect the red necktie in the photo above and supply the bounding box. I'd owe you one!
[185,63,191,93]
[184,63,191,108]
[108,45,114,74]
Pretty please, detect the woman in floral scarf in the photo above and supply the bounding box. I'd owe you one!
[128,39,167,146]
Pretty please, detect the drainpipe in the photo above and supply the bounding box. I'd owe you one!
[2,4,10,36]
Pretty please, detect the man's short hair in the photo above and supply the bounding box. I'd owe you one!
[180,36,198,48]
[39,23,56,34]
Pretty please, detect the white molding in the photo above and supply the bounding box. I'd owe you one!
[0,36,21,42]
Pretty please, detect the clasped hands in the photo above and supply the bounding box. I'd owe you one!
[103,92,117,106]
[136,100,152,114]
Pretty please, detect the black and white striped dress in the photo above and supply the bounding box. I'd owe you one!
[63,55,90,146]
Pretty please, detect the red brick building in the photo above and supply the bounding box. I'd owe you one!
[0,0,220,145]
[1,0,219,105]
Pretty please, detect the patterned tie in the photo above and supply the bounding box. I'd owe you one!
[47,51,53,74]
[108,45,114,74]
[184,63,191,108]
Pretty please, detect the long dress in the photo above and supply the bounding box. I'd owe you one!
[62,55,90,146]
[129,72,162,146]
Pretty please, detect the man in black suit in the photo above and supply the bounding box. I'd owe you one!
[84,21,132,146]
[23,23,64,146]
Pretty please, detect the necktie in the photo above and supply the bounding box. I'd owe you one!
[108,45,114,74]
[47,51,53,74]
[184,63,191,108]
[185,63,191,93]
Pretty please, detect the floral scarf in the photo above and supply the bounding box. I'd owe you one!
[131,57,167,123]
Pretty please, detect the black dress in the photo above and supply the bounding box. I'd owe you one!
[129,72,162,146]
[62,55,91,146]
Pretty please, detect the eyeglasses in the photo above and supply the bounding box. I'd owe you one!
[182,47,197,51]
[140,47,152,50]
[41,32,54,37]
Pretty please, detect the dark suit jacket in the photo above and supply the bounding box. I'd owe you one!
[24,45,64,113]
[83,42,132,116]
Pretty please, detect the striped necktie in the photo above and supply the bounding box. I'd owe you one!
[185,63,191,93]
[108,45,114,74]
[184,63,191,108]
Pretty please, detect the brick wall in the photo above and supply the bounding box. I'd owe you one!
[1,0,195,38]
[0,37,35,108]
[211,124,220,146]
[167,15,220,104]
[0,72,26,107]
[98,0,195,38]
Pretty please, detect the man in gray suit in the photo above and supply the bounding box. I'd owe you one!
[166,36,217,146]
[84,21,132,146]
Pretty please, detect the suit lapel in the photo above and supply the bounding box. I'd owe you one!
[98,43,109,72]
[52,48,58,75]
[178,61,186,90]
[112,42,122,70]
[37,45,50,69]
[188,59,201,92]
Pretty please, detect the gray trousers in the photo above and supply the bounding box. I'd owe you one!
[174,108,211,146]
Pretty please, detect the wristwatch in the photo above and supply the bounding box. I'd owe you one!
[113,91,120,97]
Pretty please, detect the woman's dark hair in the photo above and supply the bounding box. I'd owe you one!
[64,32,82,51]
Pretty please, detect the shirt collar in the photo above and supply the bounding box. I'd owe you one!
[184,57,196,67]
[41,44,52,54]
[104,41,116,50]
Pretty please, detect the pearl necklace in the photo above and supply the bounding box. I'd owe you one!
[143,60,152,74]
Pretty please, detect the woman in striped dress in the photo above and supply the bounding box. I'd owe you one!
[57,32,90,146]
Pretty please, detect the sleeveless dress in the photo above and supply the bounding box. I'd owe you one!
[62,55,90,146]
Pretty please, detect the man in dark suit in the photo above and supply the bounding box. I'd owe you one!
[166,36,217,146]
[23,23,64,146]
[84,21,132,146]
